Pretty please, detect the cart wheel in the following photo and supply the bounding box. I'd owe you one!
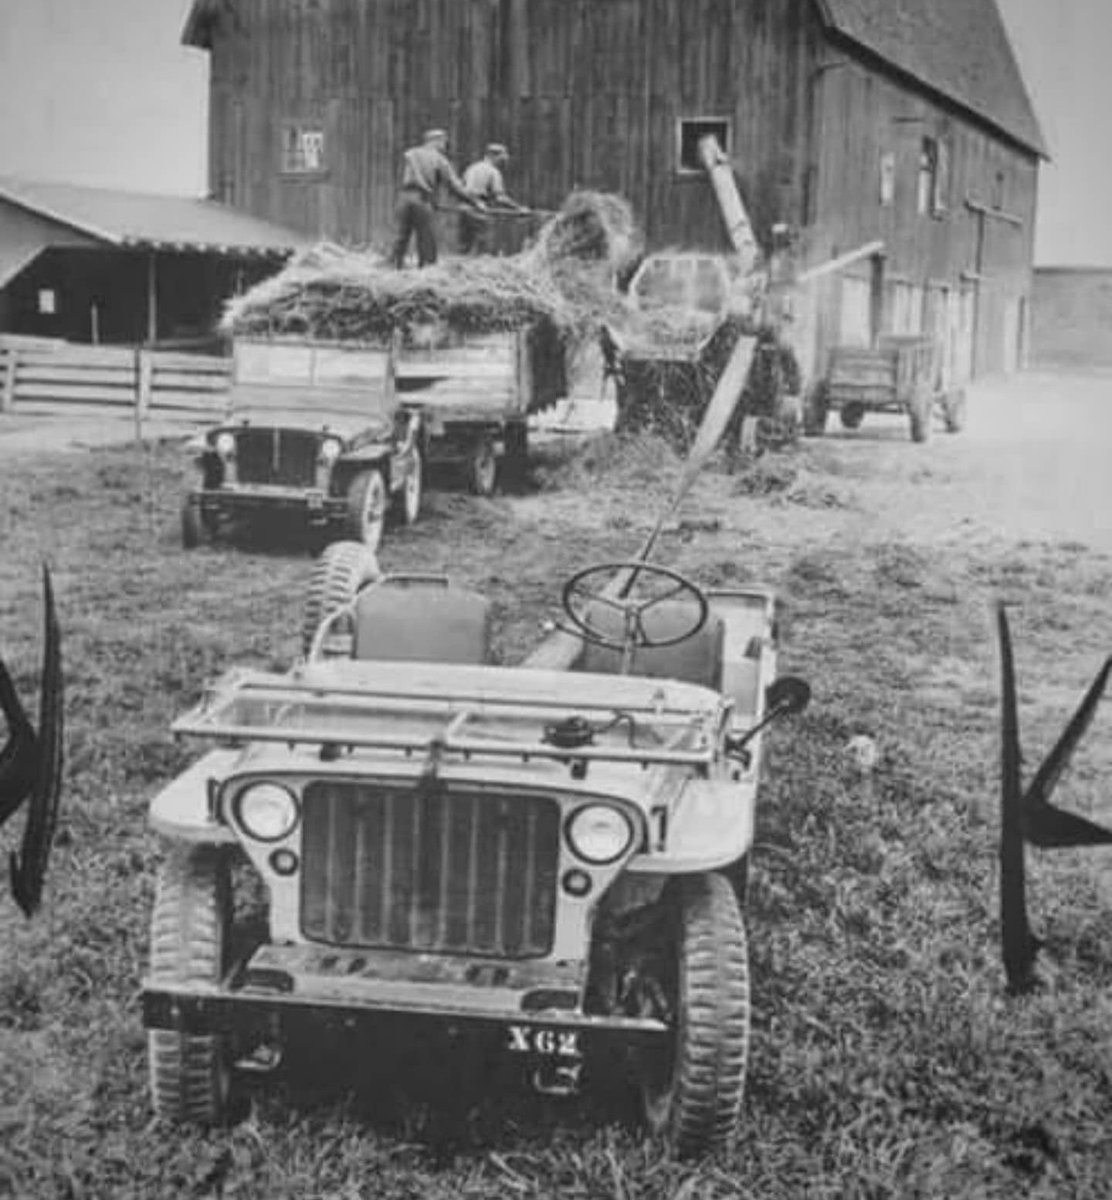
[147,847,234,1126]
[343,469,388,549]
[942,389,967,433]
[393,449,423,526]
[839,403,865,431]
[635,874,750,1159]
[908,385,933,443]
[181,496,208,549]
[802,382,829,436]
[301,539,380,657]
[467,437,498,497]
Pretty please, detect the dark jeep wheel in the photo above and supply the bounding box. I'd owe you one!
[393,449,423,526]
[147,847,233,1125]
[301,539,380,657]
[839,402,865,430]
[181,497,206,549]
[343,469,388,550]
[636,873,751,1159]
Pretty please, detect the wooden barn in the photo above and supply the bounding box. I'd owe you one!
[182,0,1045,383]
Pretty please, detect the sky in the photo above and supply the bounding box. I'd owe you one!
[0,0,1108,267]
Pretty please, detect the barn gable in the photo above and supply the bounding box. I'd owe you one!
[815,0,1047,157]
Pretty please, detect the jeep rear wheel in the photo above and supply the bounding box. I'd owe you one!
[393,449,423,526]
[147,847,233,1126]
[343,469,388,550]
[637,874,750,1159]
[840,402,865,430]
[301,539,380,657]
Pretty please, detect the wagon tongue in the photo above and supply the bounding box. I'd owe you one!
[997,603,1112,994]
[2,567,64,917]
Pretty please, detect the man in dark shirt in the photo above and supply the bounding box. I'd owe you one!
[391,129,485,268]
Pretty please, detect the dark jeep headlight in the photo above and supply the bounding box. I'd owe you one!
[234,782,300,842]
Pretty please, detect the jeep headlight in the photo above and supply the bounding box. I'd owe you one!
[234,783,299,842]
[566,804,634,865]
[319,437,343,464]
[215,431,236,457]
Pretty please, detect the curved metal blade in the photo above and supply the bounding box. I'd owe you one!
[1023,656,1112,848]
[11,565,64,917]
[997,603,1039,994]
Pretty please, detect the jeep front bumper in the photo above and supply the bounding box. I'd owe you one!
[191,487,346,523]
[142,943,666,1052]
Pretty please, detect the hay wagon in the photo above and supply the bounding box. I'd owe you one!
[805,334,967,443]
[395,322,565,495]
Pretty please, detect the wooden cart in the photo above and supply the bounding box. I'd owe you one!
[806,334,966,443]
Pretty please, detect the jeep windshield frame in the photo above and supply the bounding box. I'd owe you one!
[172,667,730,770]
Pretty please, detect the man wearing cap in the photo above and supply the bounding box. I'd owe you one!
[391,129,485,268]
[459,143,529,256]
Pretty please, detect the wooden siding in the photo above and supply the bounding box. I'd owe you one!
[202,0,1040,377]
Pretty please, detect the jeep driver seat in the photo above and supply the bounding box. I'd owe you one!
[352,577,493,665]
[577,600,725,689]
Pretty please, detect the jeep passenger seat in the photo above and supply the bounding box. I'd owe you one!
[352,579,493,665]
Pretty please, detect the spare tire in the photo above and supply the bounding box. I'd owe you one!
[301,540,380,657]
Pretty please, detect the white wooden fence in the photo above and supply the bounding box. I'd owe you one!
[0,336,231,421]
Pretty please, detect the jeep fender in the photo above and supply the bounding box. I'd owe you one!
[149,749,240,845]
[626,778,755,874]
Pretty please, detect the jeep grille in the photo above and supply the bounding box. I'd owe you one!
[300,782,561,958]
[234,429,319,487]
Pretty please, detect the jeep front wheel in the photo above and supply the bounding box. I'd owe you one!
[343,468,388,549]
[147,847,233,1125]
[637,873,750,1159]
[394,449,423,526]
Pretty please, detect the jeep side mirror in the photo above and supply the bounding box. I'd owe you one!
[765,676,811,717]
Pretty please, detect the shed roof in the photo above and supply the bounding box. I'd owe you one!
[815,0,1047,157]
[0,177,308,257]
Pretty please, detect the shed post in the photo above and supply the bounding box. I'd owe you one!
[1,340,16,413]
[146,251,158,345]
[135,347,153,443]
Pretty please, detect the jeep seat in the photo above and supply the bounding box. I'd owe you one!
[577,600,725,688]
[352,579,493,664]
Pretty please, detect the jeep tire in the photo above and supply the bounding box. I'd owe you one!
[343,468,388,550]
[467,436,498,497]
[802,382,830,436]
[908,385,933,443]
[942,388,967,433]
[639,873,750,1159]
[147,847,233,1125]
[839,402,865,430]
[301,539,380,657]
[393,448,423,526]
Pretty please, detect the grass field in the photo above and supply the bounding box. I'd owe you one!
[2,387,1112,1199]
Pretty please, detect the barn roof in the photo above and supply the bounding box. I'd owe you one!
[815,0,1047,157]
[0,177,308,257]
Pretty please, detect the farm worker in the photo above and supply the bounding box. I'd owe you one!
[391,129,486,268]
[459,143,530,255]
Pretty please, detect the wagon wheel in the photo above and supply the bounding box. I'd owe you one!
[343,468,388,549]
[392,448,423,526]
[632,874,751,1159]
[147,847,235,1126]
[942,388,967,434]
[467,436,498,497]
[802,381,830,436]
[908,384,933,443]
[301,539,381,657]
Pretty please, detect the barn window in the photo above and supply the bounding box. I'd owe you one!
[37,289,56,315]
[879,152,896,207]
[677,118,731,174]
[918,138,950,216]
[281,123,327,174]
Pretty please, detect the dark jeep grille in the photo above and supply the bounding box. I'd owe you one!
[234,429,319,487]
[300,782,560,958]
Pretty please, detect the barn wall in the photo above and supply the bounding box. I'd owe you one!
[199,0,1039,379]
[802,46,1039,379]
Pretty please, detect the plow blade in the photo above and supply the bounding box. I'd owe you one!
[1,567,64,917]
[997,603,1112,994]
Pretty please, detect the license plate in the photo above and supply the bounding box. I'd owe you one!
[506,1025,580,1057]
[305,489,325,510]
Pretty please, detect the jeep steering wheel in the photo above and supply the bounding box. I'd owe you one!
[561,561,709,652]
